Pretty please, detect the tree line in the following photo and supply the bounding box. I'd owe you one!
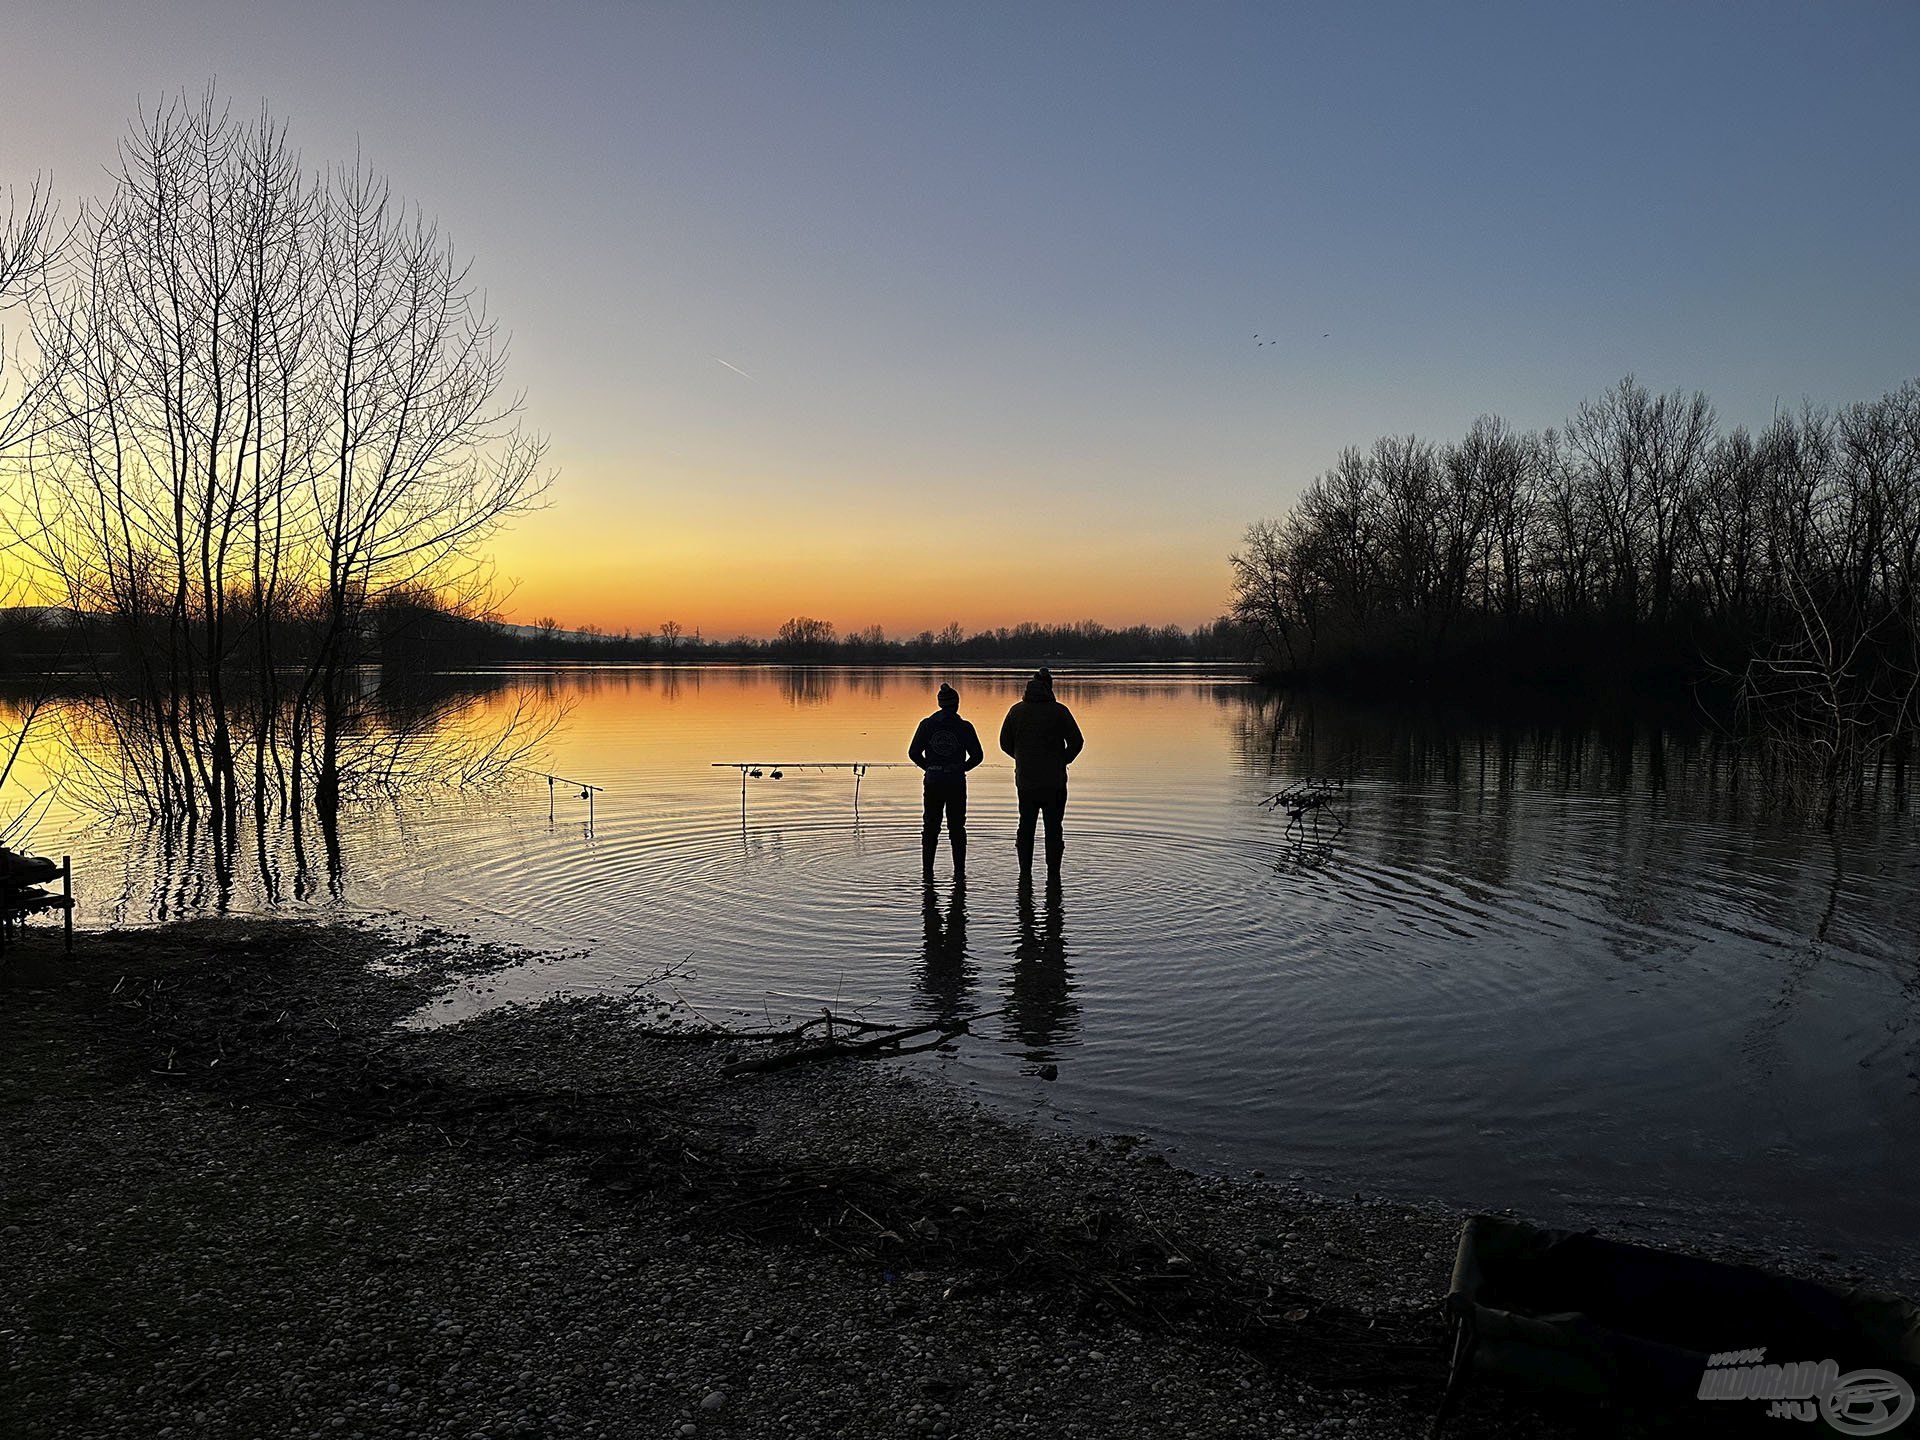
[1230,376,1920,819]
[330,605,1250,665]
[744,614,1243,662]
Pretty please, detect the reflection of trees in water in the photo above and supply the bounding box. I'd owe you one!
[33,669,554,905]
[509,665,706,705]
[522,664,1267,713]
[1228,686,1917,991]
[778,668,838,707]
[852,669,895,702]
[1229,687,1910,826]
[461,663,1261,717]
[1740,835,1867,1084]
[1004,877,1077,1061]
[655,667,698,704]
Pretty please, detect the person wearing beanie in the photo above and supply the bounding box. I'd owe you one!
[907,682,984,880]
[997,668,1084,879]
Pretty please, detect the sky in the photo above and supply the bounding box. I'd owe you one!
[3,1,1917,638]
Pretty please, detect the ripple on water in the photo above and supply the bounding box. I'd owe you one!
[24,669,1920,1274]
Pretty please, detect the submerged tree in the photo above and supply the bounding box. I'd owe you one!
[3,91,549,845]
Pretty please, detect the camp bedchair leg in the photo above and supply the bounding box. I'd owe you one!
[62,856,73,953]
[1432,1314,1477,1437]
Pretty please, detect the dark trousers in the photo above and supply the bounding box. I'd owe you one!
[1016,786,1067,873]
[922,778,967,871]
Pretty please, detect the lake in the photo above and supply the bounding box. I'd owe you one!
[8,664,1919,1273]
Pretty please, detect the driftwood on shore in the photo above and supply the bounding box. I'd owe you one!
[718,1010,983,1077]
[575,1004,993,1074]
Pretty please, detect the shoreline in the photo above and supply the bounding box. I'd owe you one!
[3,918,1909,1438]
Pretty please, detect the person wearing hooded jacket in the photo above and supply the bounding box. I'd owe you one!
[908,683,984,878]
[998,668,1084,877]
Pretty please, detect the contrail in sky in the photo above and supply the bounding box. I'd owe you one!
[714,357,755,381]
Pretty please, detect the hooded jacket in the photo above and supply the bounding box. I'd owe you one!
[909,708,984,784]
[998,672,1084,791]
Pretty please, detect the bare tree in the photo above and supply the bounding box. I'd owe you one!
[1449,414,1537,628]
[1736,559,1919,830]
[1229,517,1305,672]
[3,90,549,841]
[0,177,56,299]
[776,616,836,657]
[1,174,62,584]
[296,156,548,816]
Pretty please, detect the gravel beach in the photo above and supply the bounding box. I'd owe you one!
[1,920,1905,1439]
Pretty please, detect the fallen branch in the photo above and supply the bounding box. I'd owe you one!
[720,1016,972,1077]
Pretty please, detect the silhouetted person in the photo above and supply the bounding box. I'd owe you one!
[998,668,1083,878]
[908,682,984,878]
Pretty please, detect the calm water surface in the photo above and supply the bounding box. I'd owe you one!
[13,665,1920,1271]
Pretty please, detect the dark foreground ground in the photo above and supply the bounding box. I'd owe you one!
[0,921,1903,1439]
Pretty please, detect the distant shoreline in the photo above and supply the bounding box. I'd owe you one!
[0,654,1260,684]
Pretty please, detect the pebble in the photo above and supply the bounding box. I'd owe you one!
[700,1391,727,1411]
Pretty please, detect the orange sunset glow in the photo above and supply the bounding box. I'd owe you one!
[489,483,1237,638]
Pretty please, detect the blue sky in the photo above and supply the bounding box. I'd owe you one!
[4,1,1916,632]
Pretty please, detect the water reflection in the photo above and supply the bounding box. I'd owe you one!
[915,879,974,1025]
[9,663,1920,1268]
[1005,874,1077,1063]
[1228,688,1914,959]
[4,669,555,915]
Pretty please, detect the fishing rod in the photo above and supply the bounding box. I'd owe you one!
[712,760,917,777]
[512,765,605,826]
[710,759,1010,814]
[709,761,1008,775]
[712,760,916,811]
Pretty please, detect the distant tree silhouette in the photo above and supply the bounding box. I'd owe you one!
[1231,375,1920,820]
[775,616,837,658]
[392,611,1248,666]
